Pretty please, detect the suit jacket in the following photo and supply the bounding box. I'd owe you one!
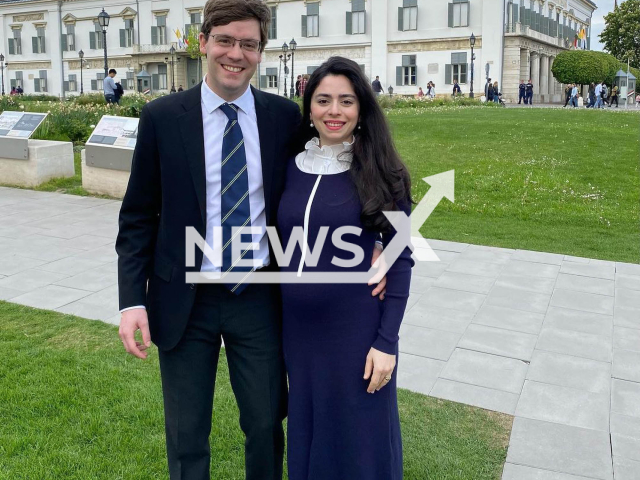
[116,83,302,350]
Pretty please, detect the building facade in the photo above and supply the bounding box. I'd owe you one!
[0,0,596,103]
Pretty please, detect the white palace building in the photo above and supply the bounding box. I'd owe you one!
[0,0,596,104]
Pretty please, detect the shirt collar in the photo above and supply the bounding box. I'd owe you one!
[201,75,255,116]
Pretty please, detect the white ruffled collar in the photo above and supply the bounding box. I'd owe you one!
[295,137,354,175]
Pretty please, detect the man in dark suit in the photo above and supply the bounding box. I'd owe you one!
[116,1,299,479]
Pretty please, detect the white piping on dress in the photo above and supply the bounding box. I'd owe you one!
[297,175,323,277]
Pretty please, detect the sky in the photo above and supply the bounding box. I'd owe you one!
[591,0,615,51]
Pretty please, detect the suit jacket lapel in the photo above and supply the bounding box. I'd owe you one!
[252,87,278,226]
[178,84,207,230]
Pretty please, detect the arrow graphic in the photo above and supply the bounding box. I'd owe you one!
[410,170,455,261]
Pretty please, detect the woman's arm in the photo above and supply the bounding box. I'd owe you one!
[371,199,414,355]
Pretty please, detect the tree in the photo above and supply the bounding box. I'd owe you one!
[185,26,205,81]
[600,0,640,69]
[551,50,620,85]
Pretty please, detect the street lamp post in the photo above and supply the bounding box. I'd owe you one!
[78,49,85,95]
[98,9,110,78]
[0,54,5,96]
[164,45,178,92]
[469,33,476,98]
[281,42,291,98]
[289,38,297,98]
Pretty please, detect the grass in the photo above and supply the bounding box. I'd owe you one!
[0,301,512,479]
[3,106,638,262]
[392,107,640,263]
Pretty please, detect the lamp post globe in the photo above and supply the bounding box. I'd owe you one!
[469,32,476,98]
[98,9,110,78]
[78,49,84,95]
[289,38,297,98]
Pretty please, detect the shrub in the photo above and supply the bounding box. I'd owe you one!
[19,94,60,102]
[552,50,620,85]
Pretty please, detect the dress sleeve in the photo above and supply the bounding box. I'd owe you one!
[371,199,414,355]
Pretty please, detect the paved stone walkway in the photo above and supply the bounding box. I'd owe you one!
[1,186,639,480]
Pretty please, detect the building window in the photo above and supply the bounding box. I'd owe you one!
[63,24,75,51]
[152,15,167,45]
[8,30,22,55]
[186,12,202,34]
[32,27,46,54]
[121,19,135,47]
[445,52,468,84]
[90,22,104,50]
[153,65,168,90]
[449,1,469,28]
[10,71,23,89]
[399,0,418,31]
[91,73,105,91]
[64,74,77,92]
[307,65,319,75]
[396,55,417,86]
[347,0,366,35]
[34,70,47,92]
[302,3,319,37]
[268,6,277,39]
[261,67,278,89]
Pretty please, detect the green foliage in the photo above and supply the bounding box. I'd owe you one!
[551,50,620,85]
[185,26,205,60]
[600,0,640,69]
[19,94,60,102]
[71,93,107,106]
[0,95,21,111]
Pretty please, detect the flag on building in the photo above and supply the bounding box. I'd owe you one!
[175,28,183,48]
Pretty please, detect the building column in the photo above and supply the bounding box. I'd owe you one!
[540,54,549,97]
[521,48,530,82]
[531,52,540,95]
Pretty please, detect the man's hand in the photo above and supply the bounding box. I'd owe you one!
[369,244,387,300]
[119,309,151,359]
[363,347,396,393]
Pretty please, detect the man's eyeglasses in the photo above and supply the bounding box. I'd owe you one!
[206,34,262,53]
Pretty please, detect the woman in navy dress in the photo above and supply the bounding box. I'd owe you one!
[277,57,414,479]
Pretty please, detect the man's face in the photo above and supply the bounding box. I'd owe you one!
[199,19,262,101]
[110,72,116,78]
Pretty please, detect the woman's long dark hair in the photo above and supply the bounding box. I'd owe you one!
[297,56,412,233]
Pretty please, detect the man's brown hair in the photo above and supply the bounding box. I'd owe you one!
[201,0,271,52]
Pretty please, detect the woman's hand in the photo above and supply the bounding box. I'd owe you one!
[363,347,396,393]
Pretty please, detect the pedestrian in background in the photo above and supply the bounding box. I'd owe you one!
[570,83,579,107]
[610,85,619,108]
[453,80,461,97]
[525,79,533,105]
[594,81,603,108]
[493,81,500,103]
[518,80,526,104]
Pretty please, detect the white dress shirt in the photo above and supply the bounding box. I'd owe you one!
[120,79,269,313]
[200,78,269,274]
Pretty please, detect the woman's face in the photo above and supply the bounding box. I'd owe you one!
[310,74,360,147]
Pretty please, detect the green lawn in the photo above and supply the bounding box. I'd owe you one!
[391,107,640,263]
[0,301,511,479]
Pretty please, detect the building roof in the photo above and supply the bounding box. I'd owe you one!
[616,69,637,80]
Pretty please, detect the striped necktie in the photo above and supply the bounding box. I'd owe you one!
[219,103,253,294]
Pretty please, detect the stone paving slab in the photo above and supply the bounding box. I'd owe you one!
[1,187,639,480]
[472,305,545,335]
[459,324,538,361]
[502,463,601,480]
[526,350,611,395]
[544,307,613,338]
[506,417,613,480]
[612,457,640,480]
[429,378,520,415]
[439,348,528,394]
[536,327,613,363]
[515,380,610,432]
[611,379,640,419]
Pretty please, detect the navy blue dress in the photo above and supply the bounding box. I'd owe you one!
[277,158,413,480]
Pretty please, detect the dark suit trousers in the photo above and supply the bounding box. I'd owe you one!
[158,283,287,480]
